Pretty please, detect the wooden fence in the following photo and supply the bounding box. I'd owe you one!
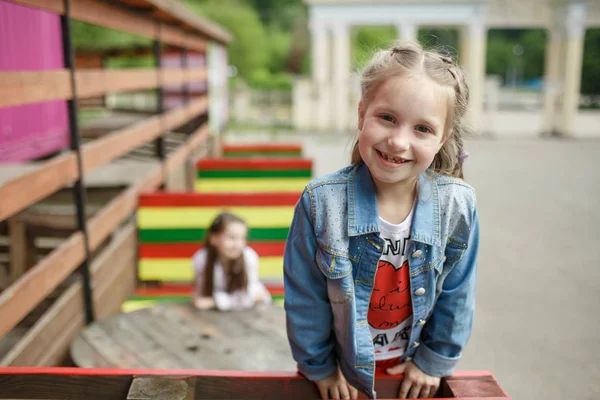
[0,0,230,366]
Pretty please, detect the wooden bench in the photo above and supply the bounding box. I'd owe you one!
[133,192,298,310]
[195,158,312,193]
[0,367,511,399]
[222,143,303,158]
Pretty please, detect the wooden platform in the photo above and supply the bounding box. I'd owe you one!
[70,302,296,371]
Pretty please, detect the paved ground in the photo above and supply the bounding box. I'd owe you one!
[229,132,600,400]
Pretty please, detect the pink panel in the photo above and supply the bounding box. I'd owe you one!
[161,53,206,110]
[0,1,69,162]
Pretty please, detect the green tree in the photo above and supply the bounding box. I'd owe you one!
[352,26,397,70]
[185,0,269,81]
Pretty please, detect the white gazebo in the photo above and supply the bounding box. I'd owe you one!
[298,0,600,137]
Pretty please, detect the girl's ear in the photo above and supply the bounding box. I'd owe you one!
[358,100,365,131]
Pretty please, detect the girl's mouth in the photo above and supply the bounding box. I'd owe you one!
[376,149,411,166]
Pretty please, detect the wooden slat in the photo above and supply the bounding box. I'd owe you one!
[0,283,82,366]
[0,68,207,108]
[0,368,510,400]
[0,153,78,222]
[0,70,70,107]
[0,232,85,339]
[0,223,136,366]
[8,0,209,50]
[0,372,133,400]
[164,123,210,175]
[81,97,208,176]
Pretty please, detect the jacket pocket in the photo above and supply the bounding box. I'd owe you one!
[316,248,354,304]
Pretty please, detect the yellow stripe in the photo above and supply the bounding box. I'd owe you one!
[121,300,157,313]
[195,178,307,193]
[138,206,294,229]
[138,257,283,282]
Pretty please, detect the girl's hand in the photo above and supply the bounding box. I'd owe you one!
[193,296,215,310]
[387,361,441,399]
[315,367,359,400]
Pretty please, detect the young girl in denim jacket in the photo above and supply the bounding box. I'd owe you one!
[283,41,480,399]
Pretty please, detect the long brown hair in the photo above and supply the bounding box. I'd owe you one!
[202,213,248,296]
[352,41,471,179]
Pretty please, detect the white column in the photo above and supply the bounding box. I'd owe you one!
[542,26,564,136]
[558,2,586,136]
[465,20,487,134]
[311,21,331,130]
[332,22,350,132]
[459,25,471,76]
[397,23,418,43]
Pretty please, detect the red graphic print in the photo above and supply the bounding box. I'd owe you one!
[368,260,412,329]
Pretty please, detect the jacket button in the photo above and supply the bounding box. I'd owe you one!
[411,250,423,258]
[414,288,426,296]
[412,342,420,348]
[417,319,426,326]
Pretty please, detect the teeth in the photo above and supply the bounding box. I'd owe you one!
[380,151,404,164]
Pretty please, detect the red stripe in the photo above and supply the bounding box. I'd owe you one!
[196,158,311,170]
[139,242,286,258]
[134,283,284,297]
[223,144,302,153]
[0,366,495,385]
[139,193,301,207]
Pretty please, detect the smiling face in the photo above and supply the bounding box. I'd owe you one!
[209,221,247,261]
[357,73,450,191]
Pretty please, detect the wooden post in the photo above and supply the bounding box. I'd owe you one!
[8,216,36,283]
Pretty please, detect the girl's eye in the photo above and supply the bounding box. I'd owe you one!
[379,114,395,123]
[415,125,433,134]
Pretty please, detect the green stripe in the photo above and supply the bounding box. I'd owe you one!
[197,169,311,179]
[224,152,300,158]
[139,227,289,243]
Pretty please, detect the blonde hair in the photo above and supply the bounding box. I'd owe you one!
[352,41,470,179]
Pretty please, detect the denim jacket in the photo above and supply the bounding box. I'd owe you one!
[283,163,479,399]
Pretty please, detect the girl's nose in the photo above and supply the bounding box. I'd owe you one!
[387,128,410,152]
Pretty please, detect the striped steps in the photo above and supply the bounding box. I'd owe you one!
[137,192,298,286]
[222,143,302,158]
[195,158,312,193]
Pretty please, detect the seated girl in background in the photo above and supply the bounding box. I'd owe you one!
[192,212,271,311]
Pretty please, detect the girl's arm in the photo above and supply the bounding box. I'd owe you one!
[284,190,337,382]
[413,207,480,377]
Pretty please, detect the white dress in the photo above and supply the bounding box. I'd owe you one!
[192,246,271,311]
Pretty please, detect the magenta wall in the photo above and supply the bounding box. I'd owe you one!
[0,1,69,162]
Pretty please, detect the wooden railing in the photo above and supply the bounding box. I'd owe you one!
[0,0,230,365]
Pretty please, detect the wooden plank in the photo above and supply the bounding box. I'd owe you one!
[0,368,510,400]
[90,222,136,288]
[0,282,83,366]
[0,373,132,400]
[442,375,509,398]
[81,97,208,176]
[8,0,211,50]
[0,69,207,108]
[0,233,85,339]
[94,250,136,320]
[144,0,232,43]
[0,152,78,221]
[127,377,195,400]
[163,123,210,175]
[0,70,70,107]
